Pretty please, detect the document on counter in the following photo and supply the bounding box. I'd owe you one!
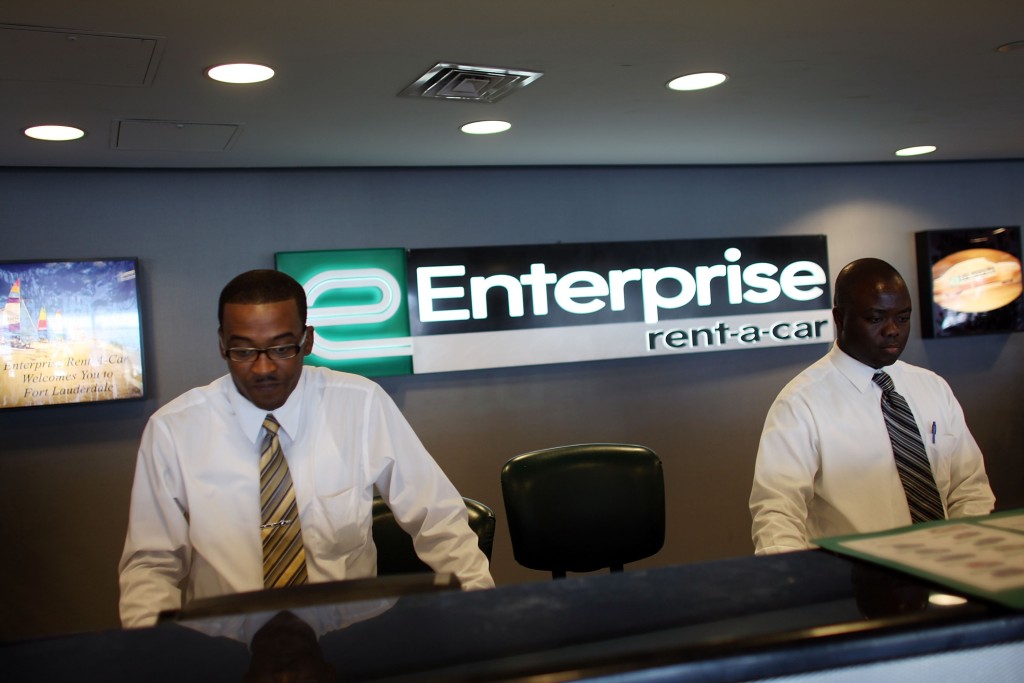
[815,508,1024,609]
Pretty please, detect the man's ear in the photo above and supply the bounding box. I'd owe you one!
[832,307,844,336]
[218,329,228,360]
[301,326,315,356]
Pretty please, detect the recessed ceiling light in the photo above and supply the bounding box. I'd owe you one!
[24,125,86,141]
[667,72,729,91]
[895,145,937,157]
[461,120,512,135]
[206,63,275,84]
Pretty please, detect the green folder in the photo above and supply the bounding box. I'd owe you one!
[815,508,1024,609]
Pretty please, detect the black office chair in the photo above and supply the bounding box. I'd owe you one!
[501,443,665,579]
[371,496,496,575]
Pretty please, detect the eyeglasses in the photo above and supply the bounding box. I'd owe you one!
[224,329,308,363]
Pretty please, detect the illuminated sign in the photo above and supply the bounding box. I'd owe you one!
[915,225,1024,338]
[276,248,412,377]
[277,235,833,376]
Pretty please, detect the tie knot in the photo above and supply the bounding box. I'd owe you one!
[873,370,895,394]
[263,414,280,434]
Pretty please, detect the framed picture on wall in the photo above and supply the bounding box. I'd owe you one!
[0,258,146,409]
[914,226,1023,338]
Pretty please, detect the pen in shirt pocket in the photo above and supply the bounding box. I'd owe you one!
[931,421,937,444]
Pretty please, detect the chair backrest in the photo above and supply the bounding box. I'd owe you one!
[372,496,496,576]
[501,443,665,579]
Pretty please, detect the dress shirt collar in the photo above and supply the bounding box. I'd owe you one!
[226,367,307,444]
[827,342,888,394]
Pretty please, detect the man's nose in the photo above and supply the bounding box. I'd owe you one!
[251,351,277,373]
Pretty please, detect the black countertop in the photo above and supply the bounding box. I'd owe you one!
[4,550,1022,682]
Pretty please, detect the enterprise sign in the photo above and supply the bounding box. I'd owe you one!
[276,235,833,376]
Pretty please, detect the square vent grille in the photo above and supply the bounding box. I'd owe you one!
[399,62,543,103]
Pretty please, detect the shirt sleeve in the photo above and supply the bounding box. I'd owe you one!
[749,392,819,555]
[938,381,996,519]
[367,386,495,590]
[118,418,192,628]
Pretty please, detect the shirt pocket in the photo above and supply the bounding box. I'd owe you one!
[313,485,369,558]
[301,424,371,559]
[928,430,957,496]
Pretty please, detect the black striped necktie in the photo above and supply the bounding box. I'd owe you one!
[872,371,946,523]
[259,414,308,588]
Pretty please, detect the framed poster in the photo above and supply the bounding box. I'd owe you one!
[1,258,146,409]
[914,226,1023,338]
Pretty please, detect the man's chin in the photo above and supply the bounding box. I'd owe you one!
[876,347,904,366]
[246,385,286,410]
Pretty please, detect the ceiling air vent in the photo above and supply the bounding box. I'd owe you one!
[399,62,543,103]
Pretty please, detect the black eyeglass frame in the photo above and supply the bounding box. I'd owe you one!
[223,328,310,363]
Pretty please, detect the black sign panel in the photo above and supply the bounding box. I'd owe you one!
[408,235,830,336]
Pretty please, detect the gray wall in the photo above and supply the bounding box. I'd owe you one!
[2,161,1022,641]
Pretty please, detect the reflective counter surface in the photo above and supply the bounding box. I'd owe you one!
[5,550,1022,682]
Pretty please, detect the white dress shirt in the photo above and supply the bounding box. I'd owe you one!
[750,343,995,555]
[119,366,493,628]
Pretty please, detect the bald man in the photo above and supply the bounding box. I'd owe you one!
[749,258,995,554]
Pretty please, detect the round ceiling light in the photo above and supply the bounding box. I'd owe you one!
[667,72,729,91]
[894,145,937,157]
[24,125,86,141]
[461,120,512,135]
[206,63,275,84]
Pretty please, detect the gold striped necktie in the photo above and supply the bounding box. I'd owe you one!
[259,414,308,588]
[873,371,946,524]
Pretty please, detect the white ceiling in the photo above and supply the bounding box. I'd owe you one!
[2,1,1022,169]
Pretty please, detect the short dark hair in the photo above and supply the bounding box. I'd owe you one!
[218,270,307,327]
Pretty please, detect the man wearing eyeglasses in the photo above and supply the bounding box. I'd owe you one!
[118,270,494,628]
